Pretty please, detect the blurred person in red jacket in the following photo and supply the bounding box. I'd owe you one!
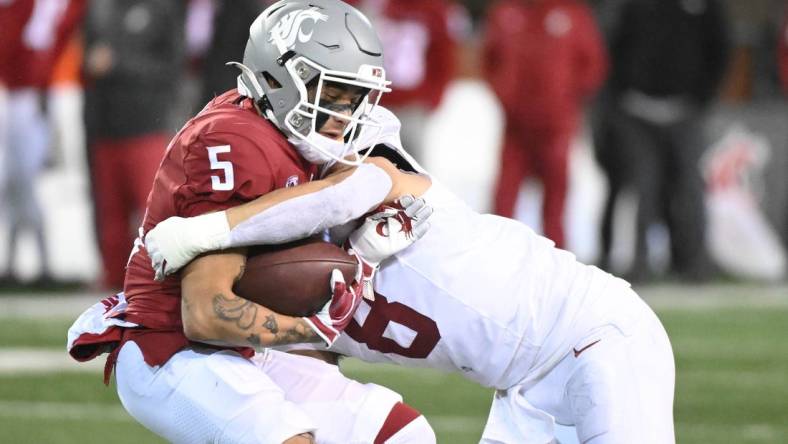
[483,0,608,249]
[350,0,460,164]
[82,0,186,290]
[0,0,85,285]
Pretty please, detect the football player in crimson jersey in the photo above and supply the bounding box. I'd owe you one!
[68,1,436,443]
[143,104,676,443]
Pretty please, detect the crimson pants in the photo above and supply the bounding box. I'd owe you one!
[91,134,166,289]
[493,123,573,248]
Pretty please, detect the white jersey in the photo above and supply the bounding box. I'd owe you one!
[331,179,634,390]
[327,106,640,390]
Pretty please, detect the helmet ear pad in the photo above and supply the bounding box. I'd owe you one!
[245,71,278,113]
[255,62,317,124]
[261,71,283,90]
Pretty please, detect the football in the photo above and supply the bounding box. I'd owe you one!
[233,238,358,317]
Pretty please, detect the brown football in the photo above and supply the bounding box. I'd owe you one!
[233,238,358,317]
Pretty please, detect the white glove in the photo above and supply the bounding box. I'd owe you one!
[144,212,231,281]
[348,195,432,266]
[347,195,432,299]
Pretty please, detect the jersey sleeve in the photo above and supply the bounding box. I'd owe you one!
[175,131,276,217]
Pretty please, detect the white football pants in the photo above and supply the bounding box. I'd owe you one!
[482,287,675,444]
[116,342,403,443]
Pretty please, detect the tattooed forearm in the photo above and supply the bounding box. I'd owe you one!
[212,293,258,330]
[265,317,320,346]
[246,334,263,350]
[244,316,318,348]
[209,293,320,348]
[262,314,279,334]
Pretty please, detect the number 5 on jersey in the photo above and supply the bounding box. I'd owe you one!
[208,145,234,190]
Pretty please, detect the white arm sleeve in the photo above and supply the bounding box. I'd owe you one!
[227,163,392,247]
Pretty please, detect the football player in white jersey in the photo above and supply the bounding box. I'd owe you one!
[144,106,675,444]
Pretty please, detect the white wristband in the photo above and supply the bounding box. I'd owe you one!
[144,211,232,280]
[192,211,232,251]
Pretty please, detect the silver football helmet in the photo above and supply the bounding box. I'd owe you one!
[230,0,391,166]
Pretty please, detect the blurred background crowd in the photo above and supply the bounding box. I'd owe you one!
[1,0,787,293]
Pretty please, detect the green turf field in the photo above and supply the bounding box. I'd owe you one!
[1,286,787,443]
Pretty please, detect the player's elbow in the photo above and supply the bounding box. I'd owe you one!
[179,250,248,343]
[182,320,205,343]
[180,284,230,343]
[181,297,214,342]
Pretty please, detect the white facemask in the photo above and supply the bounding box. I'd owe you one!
[289,131,350,165]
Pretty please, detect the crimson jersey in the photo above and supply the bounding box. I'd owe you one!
[120,90,317,367]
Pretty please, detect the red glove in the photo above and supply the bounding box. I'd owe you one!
[303,269,363,346]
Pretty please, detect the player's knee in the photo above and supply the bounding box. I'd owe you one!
[374,402,436,444]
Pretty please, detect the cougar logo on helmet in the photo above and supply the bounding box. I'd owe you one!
[268,8,329,49]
